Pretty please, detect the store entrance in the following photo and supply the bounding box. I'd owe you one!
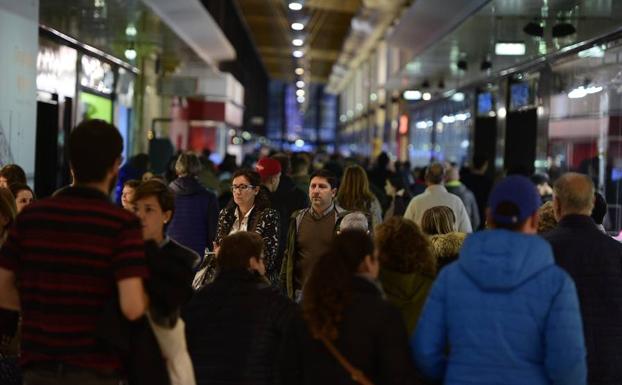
[504,108,538,174]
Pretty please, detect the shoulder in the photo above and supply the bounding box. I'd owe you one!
[167,239,201,265]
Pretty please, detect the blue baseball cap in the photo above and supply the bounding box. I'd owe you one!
[488,175,541,225]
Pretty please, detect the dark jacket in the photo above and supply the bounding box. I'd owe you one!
[446,182,480,230]
[279,276,420,385]
[544,215,622,385]
[214,205,280,284]
[168,177,219,257]
[271,176,309,274]
[414,230,586,385]
[461,173,492,230]
[183,269,295,385]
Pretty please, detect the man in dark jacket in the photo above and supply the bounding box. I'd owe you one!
[445,166,480,229]
[184,231,295,385]
[461,155,493,230]
[544,172,622,385]
[167,152,219,258]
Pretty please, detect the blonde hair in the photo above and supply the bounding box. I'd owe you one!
[421,206,455,235]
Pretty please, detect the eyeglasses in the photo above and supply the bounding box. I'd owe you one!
[231,184,255,192]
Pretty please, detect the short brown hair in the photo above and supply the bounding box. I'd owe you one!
[0,187,17,234]
[217,231,264,271]
[132,180,175,215]
[0,164,26,185]
[375,217,435,276]
[69,120,123,183]
[123,179,141,189]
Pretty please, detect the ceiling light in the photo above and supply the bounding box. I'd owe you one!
[586,85,603,94]
[297,96,305,103]
[578,46,605,58]
[125,23,137,37]
[497,107,507,118]
[552,22,576,38]
[291,22,304,31]
[523,21,544,37]
[288,2,303,11]
[422,92,432,101]
[495,42,526,56]
[124,48,137,60]
[295,67,304,75]
[451,92,465,102]
[296,80,305,88]
[293,50,304,58]
[296,89,305,97]
[292,38,303,47]
[403,90,422,100]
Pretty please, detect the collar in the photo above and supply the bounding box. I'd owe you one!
[309,202,335,220]
[558,214,598,229]
[235,205,255,220]
[158,236,171,248]
[55,185,110,201]
[426,184,448,193]
[445,180,462,187]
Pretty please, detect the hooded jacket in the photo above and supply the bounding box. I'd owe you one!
[379,268,434,334]
[412,230,586,385]
[167,177,219,258]
[446,182,480,230]
[428,232,466,271]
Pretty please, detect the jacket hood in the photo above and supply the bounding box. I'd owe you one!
[458,230,554,291]
[429,232,466,260]
[169,176,204,196]
[379,268,433,304]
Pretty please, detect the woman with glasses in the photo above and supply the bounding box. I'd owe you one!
[214,169,280,284]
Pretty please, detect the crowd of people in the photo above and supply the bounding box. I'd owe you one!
[0,118,620,385]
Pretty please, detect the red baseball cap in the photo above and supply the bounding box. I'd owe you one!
[255,157,281,178]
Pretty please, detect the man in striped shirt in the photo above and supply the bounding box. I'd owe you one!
[0,120,149,385]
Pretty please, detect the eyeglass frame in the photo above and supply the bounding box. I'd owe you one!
[231,184,256,192]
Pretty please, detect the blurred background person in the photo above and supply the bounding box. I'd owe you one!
[8,183,34,214]
[0,187,18,385]
[121,179,140,211]
[537,201,558,234]
[445,166,480,230]
[421,206,466,271]
[279,230,419,385]
[376,217,436,335]
[168,152,219,260]
[214,169,280,284]
[336,165,382,228]
[531,173,553,204]
[384,172,412,221]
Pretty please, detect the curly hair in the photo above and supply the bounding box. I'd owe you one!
[421,206,455,235]
[375,217,435,276]
[336,165,375,212]
[537,200,558,234]
[302,230,373,341]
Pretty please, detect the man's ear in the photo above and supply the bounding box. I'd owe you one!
[331,188,337,198]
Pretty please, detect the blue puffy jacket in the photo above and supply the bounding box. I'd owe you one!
[412,230,586,385]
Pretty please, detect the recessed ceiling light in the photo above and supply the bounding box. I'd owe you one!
[292,38,303,47]
[297,96,305,103]
[495,42,526,56]
[422,92,432,101]
[296,89,305,97]
[296,80,305,88]
[291,23,304,31]
[295,67,304,75]
[288,2,303,11]
[293,50,304,58]
[403,90,422,100]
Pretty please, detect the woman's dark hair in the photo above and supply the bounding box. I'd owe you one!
[123,179,141,189]
[8,183,34,200]
[0,188,17,242]
[387,172,406,191]
[375,217,435,276]
[302,230,373,341]
[132,180,175,217]
[228,169,271,210]
[0,164,27,186]
[217,231,264,271]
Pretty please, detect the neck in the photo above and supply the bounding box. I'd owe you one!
[152,233,165,244]
[75,180,110,195]
[238,203,253,216]
[312,202,332,215]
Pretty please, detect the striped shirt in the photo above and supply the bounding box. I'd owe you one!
[0,186,148,373]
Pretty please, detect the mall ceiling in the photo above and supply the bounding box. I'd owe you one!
[235,0,361,83]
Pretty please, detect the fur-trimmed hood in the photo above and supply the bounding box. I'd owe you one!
[428,232,467,268]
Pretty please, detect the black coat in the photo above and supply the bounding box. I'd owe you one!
[278,276,421,385]
[543,215,622,385]
[183,269,295,385]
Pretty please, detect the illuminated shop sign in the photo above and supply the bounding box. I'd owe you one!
[80,55,114,94]
[36,43,77,98]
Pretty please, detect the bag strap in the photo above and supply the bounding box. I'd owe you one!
[319,336,375,385]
